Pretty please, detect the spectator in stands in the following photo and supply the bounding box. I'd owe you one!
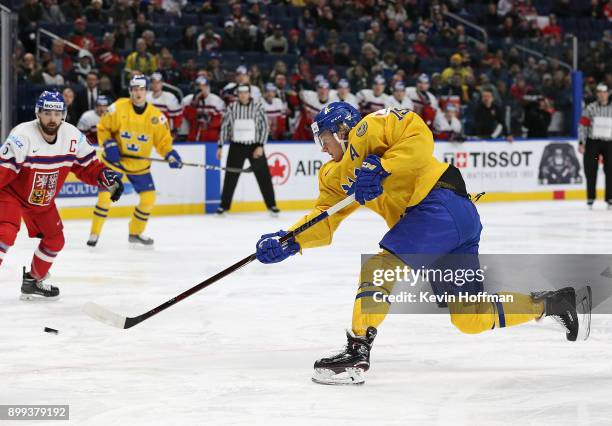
[157,48,182,85]
[262,83,288,140]
[287,29,303,55]
[264,24,289,54]
[142,30,161,55]
[172,25,195,52]
[113,22,134,50]
[69,18,97,52]
[434,104,463,141]
[67,49,96,86]
[510,75,532,103]
[441,53,473,84]
[95,33,121,81]
[407,74,439,123]
[18,0,42,52]
[75,70,102,119]
[473,88,512,140]
[85,0,108,24]
[497,0,513,17]
[605,0,612,20]
[60,0,82,22]
[386,1,408,24]
[359,43,380,72]
[41,0,65,23]
[412,32,436,58]
[542,14,562,42]
[318,5,339,31]
[39,60,64,86]
[47,39,72,76]
[479,3,502,27]
[111,0,137,24]
[134,12,153,36]
[17,53,42,84]
[180,58,197,84]
[523,92,553,138]
[99,74,116,100]
[197,23,222,54]
[125,38,158,76]
[357,75,388,114]
[222,66,262,104]
[62,87,79,126]
[150,0,174,25]
[221,21,241,51]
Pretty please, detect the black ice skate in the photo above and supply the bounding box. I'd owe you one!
[86,233,99,247]
[312,327,377,385]
[268,206,280,218]
[532,286,592,341]
[129,234,154,247]
[20,267,60,301]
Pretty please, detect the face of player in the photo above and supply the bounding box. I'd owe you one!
[373,83,385,96]
[317,87,329,102]
[237,74,249,84]
[37,110,64,136]
[417,82,429,92]
[199,83,210,96]
[394,90,405,101]
[264,90,275,102]
[318,130,344,162]
[130,86,147,106]
[597,90,609,104]
[95,105,108,116]
[151,79,163,93]
[337,87,349,98]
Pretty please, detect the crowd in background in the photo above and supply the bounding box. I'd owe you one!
[10,0,612,142]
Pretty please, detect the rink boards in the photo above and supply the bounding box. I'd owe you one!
[56,139,604,219]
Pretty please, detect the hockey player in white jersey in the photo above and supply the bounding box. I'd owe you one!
[406,73,439,127]
[222,65,262,104]
[0,91,123,299]
[433,103,464,141]
[184,76,226,142]
[356,75,389,115]
[146,72,183,134]
[293,79,332,140]
[384,81,415,110]
[262,83,288,140]
[77,95,110,145]
[329,78,359,109]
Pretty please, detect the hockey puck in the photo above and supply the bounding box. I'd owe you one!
[44,327,58,335]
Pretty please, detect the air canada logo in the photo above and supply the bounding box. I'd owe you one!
[267,152,290,185]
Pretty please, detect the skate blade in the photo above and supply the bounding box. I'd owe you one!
[311,368,365,385]
[128,242,154,250]
[576,285,592,341]
[269,212,279,218]
[20,293,60,302]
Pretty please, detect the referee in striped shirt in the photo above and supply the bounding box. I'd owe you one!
[216,83,279,215]
[579,83,612,208]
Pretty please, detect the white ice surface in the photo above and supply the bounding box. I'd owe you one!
[1,200,612,426]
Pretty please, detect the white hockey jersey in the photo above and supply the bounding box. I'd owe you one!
[356,89,389,114]
[0,120,104,210]
[384,95,415,110]
[146,90,183,130]
[434,112,463,134]
[300,90,330,116]
[77,109,102,145]
[405,87,439,115]
[329,92,359,109]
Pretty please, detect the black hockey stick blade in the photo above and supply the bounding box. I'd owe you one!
[82,195,356,329]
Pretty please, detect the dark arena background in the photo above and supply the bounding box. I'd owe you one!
[1,1,612,425]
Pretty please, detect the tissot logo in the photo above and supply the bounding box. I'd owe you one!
[443,151,533,168]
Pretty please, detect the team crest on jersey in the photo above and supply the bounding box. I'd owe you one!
[127,143,139,152]
[120,131,132,139]
[29,171,59,206]
[137,134,149,142]
[151,117,159,124]
[356,122,368,137]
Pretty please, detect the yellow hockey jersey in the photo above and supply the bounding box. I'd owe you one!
[290,107,449,249]
[97,98,174,174]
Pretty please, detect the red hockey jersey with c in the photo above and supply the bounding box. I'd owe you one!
[0,120,105,211]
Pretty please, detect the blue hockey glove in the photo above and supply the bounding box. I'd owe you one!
[103,139,121,164]
[165,149,183,169]
[354,154,390,205]
[98,169,124,202]
[256,230,300,264]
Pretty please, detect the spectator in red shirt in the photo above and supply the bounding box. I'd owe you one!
[197,23,222,54]
[68,18,97,53]
[509,75,532,102]
[604,0,612,21]
[412,32,436,58]
[95,32,121,78]
[47,38,72,75]
[542,14,562,41]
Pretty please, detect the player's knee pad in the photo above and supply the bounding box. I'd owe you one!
[448,302,495,334]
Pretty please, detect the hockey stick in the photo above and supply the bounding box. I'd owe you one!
[82,194,356,329]
[120,154,253,173]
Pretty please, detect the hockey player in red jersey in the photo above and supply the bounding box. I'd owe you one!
[0,91,123,300]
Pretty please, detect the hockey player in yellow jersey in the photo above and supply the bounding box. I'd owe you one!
[87,75,183,247]
[255,102,591,385]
